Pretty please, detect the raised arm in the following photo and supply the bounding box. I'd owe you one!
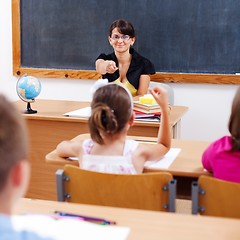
[132,86,171,172]
[149,86,171,149]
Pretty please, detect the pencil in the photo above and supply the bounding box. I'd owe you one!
[54,211,116,225]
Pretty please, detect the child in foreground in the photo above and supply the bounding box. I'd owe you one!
[56,83,171,174]
[0,94,47,239]
[202,86,240,183]
[0,94,129,239]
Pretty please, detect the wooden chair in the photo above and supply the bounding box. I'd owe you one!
[192,175,240,218]
[56,164,177,212]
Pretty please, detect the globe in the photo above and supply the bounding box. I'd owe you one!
[16,75,42,114]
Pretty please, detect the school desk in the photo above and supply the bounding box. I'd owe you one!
[14,99,188,200]
[45,134,211,199]
[46,134,209,177]
[14,198,240,240]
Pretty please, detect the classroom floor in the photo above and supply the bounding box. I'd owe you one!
[176,199,192,214]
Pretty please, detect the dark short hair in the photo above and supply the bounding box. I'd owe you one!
[89,84,132,144]
[228,86,240,151]
[109,19,136,38]
[0,94,28,191]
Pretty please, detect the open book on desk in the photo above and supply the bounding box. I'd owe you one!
[64,107,91,118]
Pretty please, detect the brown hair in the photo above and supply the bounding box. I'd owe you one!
[88,84,132,144]
[109,19,136,38]
[0,95,28,191]
[228,86,240,151]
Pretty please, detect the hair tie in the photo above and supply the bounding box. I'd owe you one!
[101,110,107,127]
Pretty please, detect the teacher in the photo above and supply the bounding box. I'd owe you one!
[95,19,155,97]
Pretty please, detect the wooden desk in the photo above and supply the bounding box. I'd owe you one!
[46,134,211,199]
[14,198,240,240]
[15,99,188,139]
[46,134,211,178]
[14,100,188,201]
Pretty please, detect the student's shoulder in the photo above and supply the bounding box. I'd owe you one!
[0,215,48,240]
[206,136,232,152]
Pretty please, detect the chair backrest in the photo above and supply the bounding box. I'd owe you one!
[56,164,176,212]
[192,175,240,218]
[148,82,174,105]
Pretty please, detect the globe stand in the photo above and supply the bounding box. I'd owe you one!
[16,74,41,114]
[24,102,37,114]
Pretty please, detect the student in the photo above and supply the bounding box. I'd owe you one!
[202,86,240,183]
[0,95,121,239]
[95,19,155,97]
[56,83,171,174]
[0,94,47,239]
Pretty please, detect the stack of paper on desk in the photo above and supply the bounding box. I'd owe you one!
[12,214,130,240]
[144,148,181,169]
[64,107,91,118]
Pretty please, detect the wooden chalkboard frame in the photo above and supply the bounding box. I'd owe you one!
[12,0,240,84]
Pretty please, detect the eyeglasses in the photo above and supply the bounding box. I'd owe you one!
[111,34,131,41]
